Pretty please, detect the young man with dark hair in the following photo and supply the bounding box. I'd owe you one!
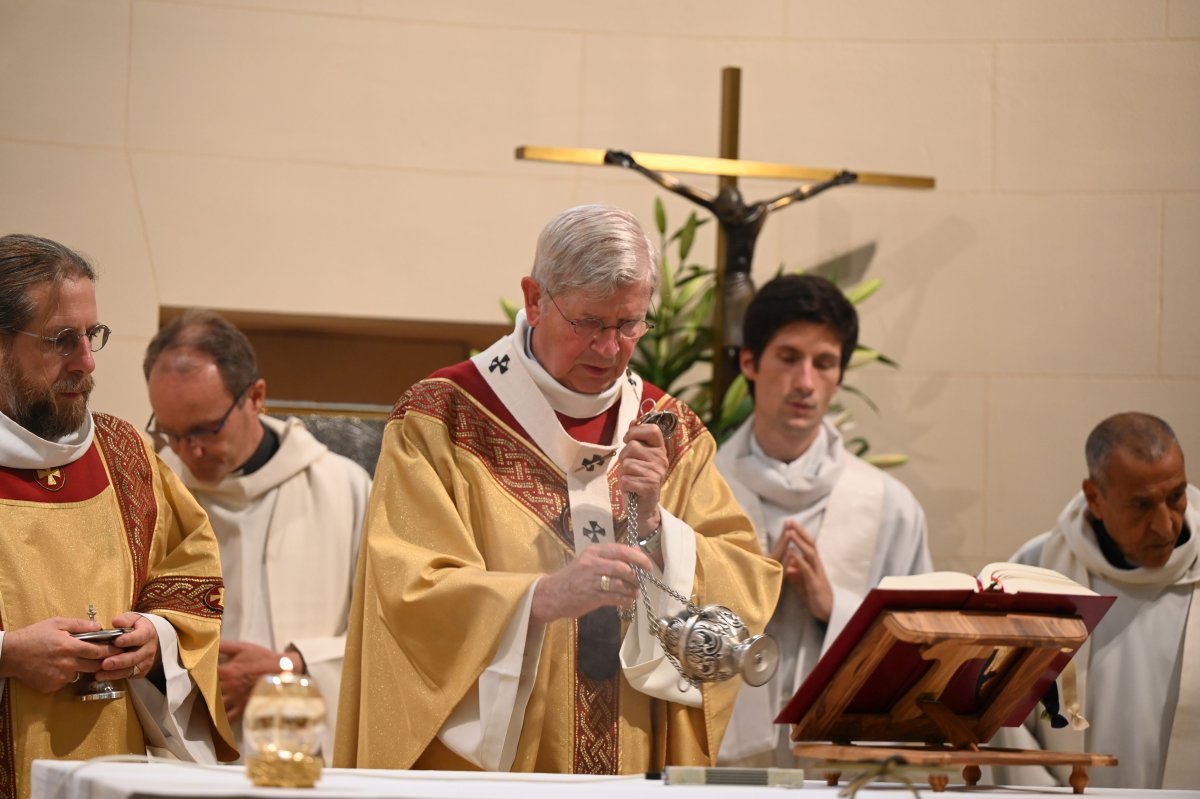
[716,273,932,766]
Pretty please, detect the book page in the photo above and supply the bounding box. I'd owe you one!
[876,563,1096,595]
[976,561,1096,595]
[877,571,981,591]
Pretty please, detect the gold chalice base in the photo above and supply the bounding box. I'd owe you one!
[247,753,321,788]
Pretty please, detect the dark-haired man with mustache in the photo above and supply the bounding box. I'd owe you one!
[0,234,235,799]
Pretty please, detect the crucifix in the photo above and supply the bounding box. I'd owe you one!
[516,66,935,421]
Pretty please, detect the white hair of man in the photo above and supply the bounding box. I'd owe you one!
[531,204,660,300]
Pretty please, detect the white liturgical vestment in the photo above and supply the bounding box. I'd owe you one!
[162,415,370,762]
[715,417,932,766]
[993,486,1200,790]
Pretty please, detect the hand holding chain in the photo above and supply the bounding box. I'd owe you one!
[622,408,778,688]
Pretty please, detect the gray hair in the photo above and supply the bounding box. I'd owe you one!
[530,204,659,299]
[143,309,260,398]
[1085,411,1181,488]
[0,234,97,336]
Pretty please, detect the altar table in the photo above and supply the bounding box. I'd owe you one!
[30,760,1200,799]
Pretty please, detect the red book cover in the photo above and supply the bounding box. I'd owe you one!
[776,583,1115,734]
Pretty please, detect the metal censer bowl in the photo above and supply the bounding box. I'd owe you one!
[656,604,779,687]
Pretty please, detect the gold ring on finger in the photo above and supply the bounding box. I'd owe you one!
[600,575,611,593]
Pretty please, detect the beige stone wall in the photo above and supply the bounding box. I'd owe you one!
[1,0,1197,570]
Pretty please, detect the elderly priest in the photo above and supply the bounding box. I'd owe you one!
[0,234,236,799]
[994,412,1199,790]
[336,204,781,773]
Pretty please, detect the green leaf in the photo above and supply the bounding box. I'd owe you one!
[654,198,666,236]
[658,250,676,309]
[848,347,883,369]
[843,278,881,305]
[674,273,708,310]
[840,383,879,413]
[500,297,519,324]
[677,213,699,262]
[829,409,853,429]
[669,212,709,243]
[719,374,748,417]
[865,453,909,468]
[844,436,869,457]
[851,342,899,369]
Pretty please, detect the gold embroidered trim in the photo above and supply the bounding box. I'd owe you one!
[93,413,156,605]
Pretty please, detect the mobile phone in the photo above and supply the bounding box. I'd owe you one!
[71,627,134,644]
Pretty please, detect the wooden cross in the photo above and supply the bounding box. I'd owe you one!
[516,66,935,419]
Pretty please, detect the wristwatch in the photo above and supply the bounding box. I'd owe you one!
[637,528,662,559]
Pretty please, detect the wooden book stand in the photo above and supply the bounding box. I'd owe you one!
[785,608,1116,793]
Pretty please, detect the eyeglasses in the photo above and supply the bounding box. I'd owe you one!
[545,290,654,340]
[145,382,253,450]
[14,324,111,357]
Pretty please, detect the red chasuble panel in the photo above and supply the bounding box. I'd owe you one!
[0,444,109,504]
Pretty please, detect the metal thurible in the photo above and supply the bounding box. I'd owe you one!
[625,409,779,688]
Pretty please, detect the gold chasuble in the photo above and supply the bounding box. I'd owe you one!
[337,356,780,774]
[0,413,235,799]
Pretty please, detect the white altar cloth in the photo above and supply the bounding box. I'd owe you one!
[30,760,1200,799]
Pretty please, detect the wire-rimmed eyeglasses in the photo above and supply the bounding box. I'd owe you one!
[14,324,111,357]
[545,290,654,340]
[145,382,254,450]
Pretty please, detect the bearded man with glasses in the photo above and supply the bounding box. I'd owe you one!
[337,204,780,774]
[0,234,235,799]
[143,310,371,763]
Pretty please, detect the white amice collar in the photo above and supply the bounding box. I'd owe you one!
[0,408,95,469]
[735,417,847,514]
[515,309,622,419]
[750,420,830,475]
[1059,487,1200,588]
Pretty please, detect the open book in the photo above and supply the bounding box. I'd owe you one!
[776,562,1115,744]
[878,561,1097,596]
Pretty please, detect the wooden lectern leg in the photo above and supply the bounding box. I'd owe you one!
[928,773,949,792]
[962,764,982,786]
[1069,765,1089,794]
[823,771,841,787]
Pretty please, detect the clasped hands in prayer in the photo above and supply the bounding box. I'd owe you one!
[0,613,158,693]
[771,520,833,623]
[531,418,669,625]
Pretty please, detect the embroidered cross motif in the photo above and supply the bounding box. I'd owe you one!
[489,355,510,374]
[35,467,65,491]
[205,585,226,612]
[580,454,605,472]
[583,521,606,543]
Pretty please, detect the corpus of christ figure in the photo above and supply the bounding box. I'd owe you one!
[603,149,857,348]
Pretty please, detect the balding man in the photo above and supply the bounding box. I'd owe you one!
[143,310,370,762]
[994,412,1198,790]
